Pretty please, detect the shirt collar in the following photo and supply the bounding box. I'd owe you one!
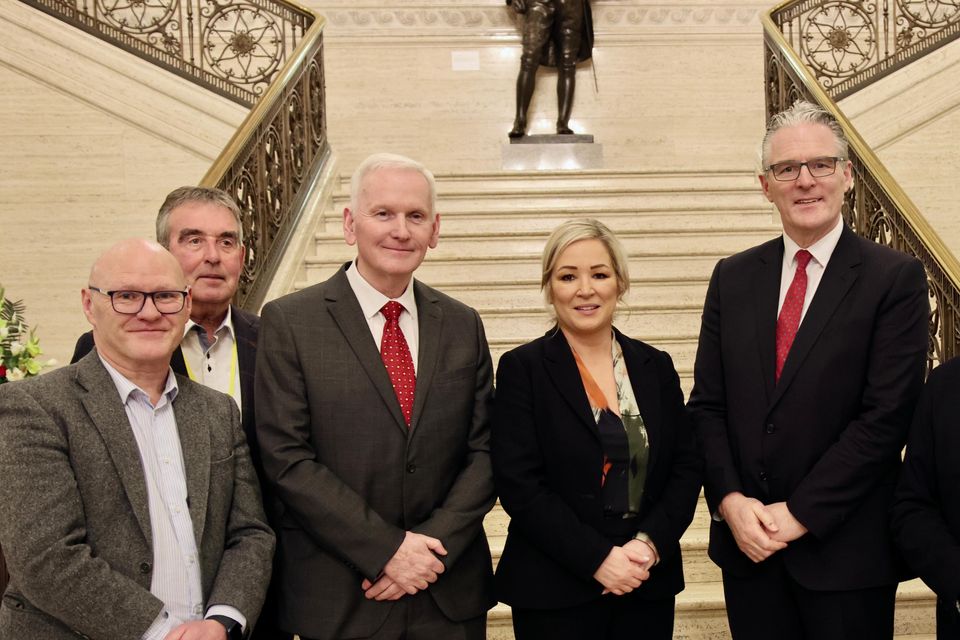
[184,305,234,341]
[345,259,418,322]
[99,355,179,407]
[783,217,844,268]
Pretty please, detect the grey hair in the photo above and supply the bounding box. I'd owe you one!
[761,100,849,168]
[349,153,437,216]
[541,218,630,306]
[156,186,243,247]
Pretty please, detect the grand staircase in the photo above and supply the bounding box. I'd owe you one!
[293,167,938,638]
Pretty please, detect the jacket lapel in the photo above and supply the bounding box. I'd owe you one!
[76,354,153,545]
[770,226,860,408]
[410,281,441,434]
[325,267,409,434]
[543,329,600,442]
[754,238,784,404]
[173,382,211,543]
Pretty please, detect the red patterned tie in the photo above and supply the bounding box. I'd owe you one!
[775,249,812,383]
[380,301,416,426]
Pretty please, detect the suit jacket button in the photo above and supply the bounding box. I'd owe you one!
[139,562,152,574]
[406,464,416,474]
[759,470,768,481]
[765,423,776,434]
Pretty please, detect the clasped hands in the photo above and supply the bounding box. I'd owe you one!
[593,539,656,596]
[719,492,807,563]
[362,531,447,601]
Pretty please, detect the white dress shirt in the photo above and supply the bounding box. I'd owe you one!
[778,217,844,324]
[345,259,421,373]
[180,307,242,416]
[99,357,245,639]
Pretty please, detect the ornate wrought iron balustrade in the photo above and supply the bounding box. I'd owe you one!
[770,0,960,98]
[764,16,960,369]
[18,0,314,105]
[201,17,329,310]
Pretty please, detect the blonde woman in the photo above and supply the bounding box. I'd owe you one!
[492,219,701,639]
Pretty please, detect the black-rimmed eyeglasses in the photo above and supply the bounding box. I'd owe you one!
[88,287,188,315]
[764,156,844,182]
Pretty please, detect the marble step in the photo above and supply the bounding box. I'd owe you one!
[337,170,760,195]
[303,252,728,286]
[486,579,937,640]
[312,227,778,260]
[322,209,778,236]
[331,191,770,215]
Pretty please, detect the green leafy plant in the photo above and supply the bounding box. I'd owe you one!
[0,286,54,383]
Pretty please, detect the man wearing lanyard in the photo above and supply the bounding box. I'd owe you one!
[70,187,285,639]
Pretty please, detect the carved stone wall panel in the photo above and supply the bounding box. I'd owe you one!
[309,2,762,39]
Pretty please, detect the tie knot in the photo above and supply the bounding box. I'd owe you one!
[795,249,812,270]
[381,301,404,323]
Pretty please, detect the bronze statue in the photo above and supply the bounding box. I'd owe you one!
[507,0,594,138]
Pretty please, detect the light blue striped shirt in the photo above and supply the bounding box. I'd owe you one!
[99,357,245,638]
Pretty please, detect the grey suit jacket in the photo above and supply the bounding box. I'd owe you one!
[256,264,496,639]
[0,352,275,639]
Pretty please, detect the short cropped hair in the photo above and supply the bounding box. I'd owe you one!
[156,186,243,247]
[541,218,630,305]
[349,153,437,216]
[761,100,849,167]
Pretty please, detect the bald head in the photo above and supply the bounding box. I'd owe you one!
[88,238,186,288]
[82,238,191,380]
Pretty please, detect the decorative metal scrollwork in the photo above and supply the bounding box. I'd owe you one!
[98,0,176,34]
[899,0,960,27]
[21,0,312,105]
[772,0,960,97]
[800,2,876,81]
[202,5,283,85]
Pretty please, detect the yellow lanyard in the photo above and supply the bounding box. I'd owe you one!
[182,337,238,398]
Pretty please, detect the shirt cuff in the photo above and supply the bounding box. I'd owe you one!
[206,605,246,633]
[142,608,178,640]
[632,531,660,566]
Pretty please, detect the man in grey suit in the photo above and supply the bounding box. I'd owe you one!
[0,239,274,639]
[256,153,496,639]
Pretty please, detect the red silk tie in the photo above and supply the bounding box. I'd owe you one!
[380,301,416,426]
[775,249,812,382]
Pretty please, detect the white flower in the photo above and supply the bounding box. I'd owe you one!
[6,367,25,381]
[45,358,58,368]
[9,342,23,356]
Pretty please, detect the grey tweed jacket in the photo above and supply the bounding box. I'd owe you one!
[0,352,275,639]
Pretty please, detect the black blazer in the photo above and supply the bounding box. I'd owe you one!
[71,305,260,464]
[491,327,701,609]
[892,358,960,639]
[689,225,928,589]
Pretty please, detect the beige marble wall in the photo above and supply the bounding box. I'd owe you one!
[313,0,772,174]
[0,3,242,367]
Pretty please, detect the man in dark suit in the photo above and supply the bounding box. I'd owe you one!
[892,359,960,639]
[688,100,929,640]
[256,153,496,639]
[0,238,274,639]
[68,187,285,639]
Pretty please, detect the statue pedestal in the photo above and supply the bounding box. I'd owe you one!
[502,134,603,170]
